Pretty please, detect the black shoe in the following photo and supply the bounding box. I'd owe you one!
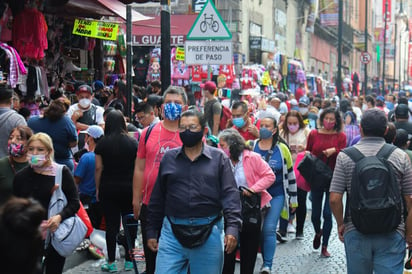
[405,251,412,270]
[276,231,287,243]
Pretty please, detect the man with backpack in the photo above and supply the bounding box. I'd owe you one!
[330,109,412,274]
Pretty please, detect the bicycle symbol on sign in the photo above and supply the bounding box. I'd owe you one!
[200,13,219,33]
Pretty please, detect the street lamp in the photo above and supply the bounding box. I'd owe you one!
[382,0,388,95]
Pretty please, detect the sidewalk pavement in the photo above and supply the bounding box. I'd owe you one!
[64,211,349,274]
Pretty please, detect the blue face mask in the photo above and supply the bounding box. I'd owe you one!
[163,103,182,121]
[233,117,245,128]
[259,127,273,139]
[385,101,394,110]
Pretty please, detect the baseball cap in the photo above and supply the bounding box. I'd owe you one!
[80,125,104,139]
[76,84,93,95]
[290,99,298,106]
[299,96,310,106]
[200,81,217,93]
[376,95,385,102]
[395,104,409,118]
[93,80,104,91]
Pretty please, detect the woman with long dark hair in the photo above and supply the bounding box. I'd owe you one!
[252,114,297,273]
[95,110,138,272]
[306,107,346,257]
[28,99,78,172]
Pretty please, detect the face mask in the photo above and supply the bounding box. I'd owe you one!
[164,103,182,121]
[79,98,91,108]
[179,129,203,147]
[222,147,230,157]
[287,124,300,133]
[385,101,394,110]
[232,117,245,128]
[259,127,273,139]
[323,120,336,130]
[27,154,47,167]
[8,143,25,157]
[299,107,309,115]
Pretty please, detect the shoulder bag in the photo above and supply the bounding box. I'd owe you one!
[297,153,332,190]
[47,165,87,257]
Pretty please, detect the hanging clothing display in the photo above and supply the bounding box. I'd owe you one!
[13,8,48,60]
[0,42,27,88]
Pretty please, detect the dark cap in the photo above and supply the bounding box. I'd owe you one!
[0,86,13,101]
[395,104,409,118]
[76,84,93,95]
[200,81,217,93]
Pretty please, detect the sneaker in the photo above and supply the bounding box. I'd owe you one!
[124,261,134,271]
[276,231,287,243]
[101,261,118,273]
[313,230,322,250]
[260,266,271,274]
[321,246,330,258]
[295,233,304,240]
[287,223,296,233]
[235,249,241,262]
[88,244,105,259]
[405,251,412,269]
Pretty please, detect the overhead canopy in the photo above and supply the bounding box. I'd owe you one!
[44,0,152,22]
[131,15,197,46]
[97,0,153,22]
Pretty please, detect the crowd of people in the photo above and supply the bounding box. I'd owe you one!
[1,77,412,274]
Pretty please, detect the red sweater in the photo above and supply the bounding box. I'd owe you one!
[306,130,346,170]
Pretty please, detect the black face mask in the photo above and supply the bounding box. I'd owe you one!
[179,129,203,147]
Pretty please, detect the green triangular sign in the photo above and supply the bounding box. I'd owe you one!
[187,0,232,40]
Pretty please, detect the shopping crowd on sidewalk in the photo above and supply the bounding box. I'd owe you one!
[2,78,412,274]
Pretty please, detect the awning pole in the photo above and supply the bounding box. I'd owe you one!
[161,0,171,92]
[126,4,133,120]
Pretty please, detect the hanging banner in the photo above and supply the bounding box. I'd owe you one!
[319,0,338,26]
[72,19,119,41]
[305,0,319,33]
[409,43,412,78]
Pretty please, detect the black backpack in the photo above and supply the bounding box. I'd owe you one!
[343,144,402,234]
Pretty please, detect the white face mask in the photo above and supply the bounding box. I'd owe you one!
[79,98,91,108]
[299,107,309,115]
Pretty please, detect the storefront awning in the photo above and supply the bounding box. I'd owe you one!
[97,0,153,22]
[44,0,152,22]
[131,15,197,46]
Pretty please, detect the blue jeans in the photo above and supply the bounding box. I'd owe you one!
[344,230,405,274]
[155,216,224,274]
[311,189,332,247]
[261,195,285,269]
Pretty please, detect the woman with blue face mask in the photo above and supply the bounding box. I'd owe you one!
[252,114,298,274]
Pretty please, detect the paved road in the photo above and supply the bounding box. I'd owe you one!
[64,212,348,274]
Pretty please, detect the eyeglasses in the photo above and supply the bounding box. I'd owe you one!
[178,124,201,132]
[136,114,147,121]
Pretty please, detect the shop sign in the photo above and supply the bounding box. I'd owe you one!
[192,0,208,13]
[73,19,119,41]
[249,36,261,50]
[176,47,185,60]
[185,40,232,65]
[132,35,185,46]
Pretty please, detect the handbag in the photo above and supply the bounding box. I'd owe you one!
[167,215,221,249]
[239,186,261,225]
[77,202,93,238]
[47,164,87,257]
[297,153,332,190]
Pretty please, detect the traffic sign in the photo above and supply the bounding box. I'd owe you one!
[186,0,232,40]
[185,40,232,65]
[360,51,371,64]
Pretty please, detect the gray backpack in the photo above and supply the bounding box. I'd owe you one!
[47,165,87,257]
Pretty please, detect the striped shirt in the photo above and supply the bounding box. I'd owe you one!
[330,137,412,237]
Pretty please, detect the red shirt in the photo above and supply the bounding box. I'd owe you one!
[306,130,346,170]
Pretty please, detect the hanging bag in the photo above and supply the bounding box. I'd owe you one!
[297,153,332,190]
[239,186,261,225]
[47,165,87,257]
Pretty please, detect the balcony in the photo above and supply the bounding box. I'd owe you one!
[314,19,354,54]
